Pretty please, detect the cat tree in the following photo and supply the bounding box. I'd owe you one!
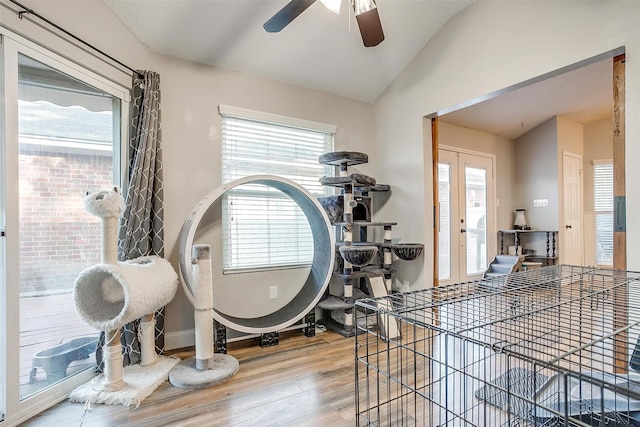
[71,188,179,406]
[316,151,424,337]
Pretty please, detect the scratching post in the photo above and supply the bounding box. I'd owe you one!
[103,329,125,391]
[192,245,214,369]
[101,210,124,389]
[169,244,239,390]
[101,214,118,265]
[140,313,157,366]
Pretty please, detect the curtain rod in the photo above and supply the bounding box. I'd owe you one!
[9,0,143,78]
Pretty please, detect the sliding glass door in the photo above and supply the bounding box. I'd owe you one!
[1,30,128,425]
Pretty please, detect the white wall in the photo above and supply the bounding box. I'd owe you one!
[515,117,559,232]
[512,115,585,263]
[438,122,515,232]
[1,0,375,346]
[557,115,585,157]
[372,1,640,288]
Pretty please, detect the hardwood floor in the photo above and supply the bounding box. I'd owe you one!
[22,269,636,427]
[21,330,357,427]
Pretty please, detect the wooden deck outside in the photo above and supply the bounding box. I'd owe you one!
[20,292,98,397]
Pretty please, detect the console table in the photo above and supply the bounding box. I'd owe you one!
[498,230,558,266]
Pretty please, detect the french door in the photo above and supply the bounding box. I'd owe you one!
[1,30,128,425]
[438,147,496,286]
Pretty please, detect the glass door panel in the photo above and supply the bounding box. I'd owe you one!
[17,53,118,399]
[437,163,452,281]
[438,150,458,283]
[0,225,5,422]
[464,166,488,276]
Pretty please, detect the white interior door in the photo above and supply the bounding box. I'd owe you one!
[563,151,584,265]
[438,148,495,285]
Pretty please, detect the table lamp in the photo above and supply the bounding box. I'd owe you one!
[514,208,527,230]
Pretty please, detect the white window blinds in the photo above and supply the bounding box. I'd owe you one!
[593,160,613,265]
[219,105,335,271]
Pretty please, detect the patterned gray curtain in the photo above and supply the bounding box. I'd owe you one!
[96,70,165,370]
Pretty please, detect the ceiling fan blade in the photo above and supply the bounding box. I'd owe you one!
[355,7,384,47]
[264,0,317,33]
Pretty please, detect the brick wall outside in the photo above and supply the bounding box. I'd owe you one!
[19,146,114,294]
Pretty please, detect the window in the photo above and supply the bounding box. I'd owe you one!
[593,160,613,265]
[219,105,335,271]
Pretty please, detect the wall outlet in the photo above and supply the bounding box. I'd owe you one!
[533,199,549,207]
[269,286,277,299]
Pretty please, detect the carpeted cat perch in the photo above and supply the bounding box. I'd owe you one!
[70,188,180,407]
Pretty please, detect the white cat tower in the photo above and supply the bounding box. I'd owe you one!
[70,188,180,406]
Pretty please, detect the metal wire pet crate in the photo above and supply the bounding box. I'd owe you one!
[355,265,640,426]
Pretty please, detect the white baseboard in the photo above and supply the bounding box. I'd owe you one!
[165,329,195,350]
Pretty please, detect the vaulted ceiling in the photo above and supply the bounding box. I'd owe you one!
[102,0,474,103]
[103,0,613,140]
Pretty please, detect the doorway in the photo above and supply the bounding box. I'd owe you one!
[430,49,624,288]
[438,147,496,286]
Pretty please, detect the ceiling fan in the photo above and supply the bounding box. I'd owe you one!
[264,0,385,47]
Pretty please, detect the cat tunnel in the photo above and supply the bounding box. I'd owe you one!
[178,175,335,333]
[73,256,177,333]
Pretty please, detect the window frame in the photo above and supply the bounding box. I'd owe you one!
[0,28,130,426]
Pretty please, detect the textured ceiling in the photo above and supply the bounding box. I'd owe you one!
[102,0,474,103]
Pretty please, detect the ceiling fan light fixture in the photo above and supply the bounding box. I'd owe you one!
[353,0,377,16]
[320,0,342,14]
